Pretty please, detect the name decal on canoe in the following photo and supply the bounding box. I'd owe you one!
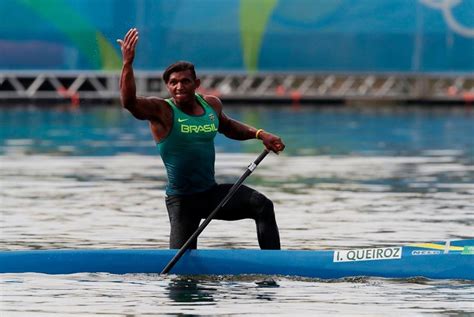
[333,247,402,262]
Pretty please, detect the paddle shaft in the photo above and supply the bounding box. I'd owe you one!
[161,149,270,274]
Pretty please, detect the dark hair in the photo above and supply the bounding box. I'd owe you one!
[162,61,197,83]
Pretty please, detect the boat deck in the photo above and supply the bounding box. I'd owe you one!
[1,240,472,280]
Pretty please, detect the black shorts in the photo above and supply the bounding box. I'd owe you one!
[165,184,280,249]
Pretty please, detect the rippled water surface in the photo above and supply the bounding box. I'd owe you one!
[1,105,473,315]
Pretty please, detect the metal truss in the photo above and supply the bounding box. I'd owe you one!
[0,71,473,103]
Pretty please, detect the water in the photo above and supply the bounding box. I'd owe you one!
[1,104,473,316]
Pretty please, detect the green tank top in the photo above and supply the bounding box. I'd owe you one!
[158,94,219,196]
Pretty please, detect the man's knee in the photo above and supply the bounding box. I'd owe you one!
[250,191,274,219]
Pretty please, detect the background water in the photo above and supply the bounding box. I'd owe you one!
[1,104,473,316]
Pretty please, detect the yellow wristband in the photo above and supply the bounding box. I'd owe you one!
[255,129,264,139]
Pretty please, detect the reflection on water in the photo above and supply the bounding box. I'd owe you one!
[1,104,473,315]
[167,276,216,303]
[1,273,473,315]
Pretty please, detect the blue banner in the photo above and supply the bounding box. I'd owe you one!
[1,0,473,72]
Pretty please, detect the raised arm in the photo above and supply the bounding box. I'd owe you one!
[117,28,165,121]
[204,95,285,153]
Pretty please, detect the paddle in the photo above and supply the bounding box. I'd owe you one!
[161,149,270,274]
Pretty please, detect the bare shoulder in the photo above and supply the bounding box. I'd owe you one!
[138,96,171,110]
[203,94,223,114]
[131,96,172,121]
[139,96,167,106]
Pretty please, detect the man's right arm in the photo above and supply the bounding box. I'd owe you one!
[117,28,166,121]
[119,61,160,120]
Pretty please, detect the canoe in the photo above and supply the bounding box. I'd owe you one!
[1,239,472,280]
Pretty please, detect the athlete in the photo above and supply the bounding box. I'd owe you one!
[117,28,285,249]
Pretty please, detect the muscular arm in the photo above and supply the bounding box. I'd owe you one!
[119,61,162,121]
[117,28,167,122]
[219,111,257,140]
[119,61,139,114]
[204,95,286,153]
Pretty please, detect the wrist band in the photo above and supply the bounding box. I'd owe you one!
[255,129,264,139]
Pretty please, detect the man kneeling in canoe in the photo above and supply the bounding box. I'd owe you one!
[117,28,284,249]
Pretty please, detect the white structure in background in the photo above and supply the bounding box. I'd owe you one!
[0,71,472,103]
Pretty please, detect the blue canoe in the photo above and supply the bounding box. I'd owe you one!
[1,239,472,280]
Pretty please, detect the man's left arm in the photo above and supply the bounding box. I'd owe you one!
[205,96,285,153]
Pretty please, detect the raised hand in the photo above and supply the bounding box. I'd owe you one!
[117,28,139,65]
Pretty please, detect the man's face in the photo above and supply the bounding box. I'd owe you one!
[166,70,200,104]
